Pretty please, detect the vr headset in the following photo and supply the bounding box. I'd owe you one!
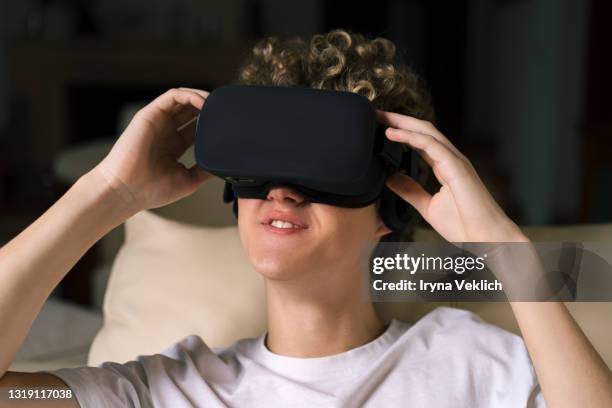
[194,84,418,232]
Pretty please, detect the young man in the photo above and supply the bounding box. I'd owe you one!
[1,30,611,407]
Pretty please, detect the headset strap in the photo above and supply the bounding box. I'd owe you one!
[223,180,235,203]
[376,123,403,169]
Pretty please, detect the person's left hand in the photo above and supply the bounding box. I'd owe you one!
[377,109,528,243]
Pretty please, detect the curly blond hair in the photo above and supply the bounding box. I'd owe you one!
[236,29,435,241]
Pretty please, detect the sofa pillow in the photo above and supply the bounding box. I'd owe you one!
[88,210,266,366]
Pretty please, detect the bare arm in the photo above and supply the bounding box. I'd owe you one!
[510,302,612,406]
[0,168,130,377]
[0,88,210,399]
[377,109,612,407]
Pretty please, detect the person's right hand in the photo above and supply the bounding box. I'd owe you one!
[93,88,212,215]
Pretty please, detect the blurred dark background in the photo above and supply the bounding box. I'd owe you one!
[0,0,610,251]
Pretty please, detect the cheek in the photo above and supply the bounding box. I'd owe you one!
[236,199,258,249]
[315,206,380,254]
[328,205,379,234]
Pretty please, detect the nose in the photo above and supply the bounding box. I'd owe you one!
[266,186,306,204]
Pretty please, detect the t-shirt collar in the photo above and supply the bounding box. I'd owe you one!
[244,319,408,382]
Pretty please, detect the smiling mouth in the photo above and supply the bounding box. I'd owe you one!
[269,219,302,229]
[260,215,310,234]
[265,219,308,230]
[260,208,309,233]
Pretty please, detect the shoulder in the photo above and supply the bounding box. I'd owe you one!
[157,334,216,360]
[391,307,543,406]
[409,306,534,370]
[43,334,234,407]
[418,306,522,341]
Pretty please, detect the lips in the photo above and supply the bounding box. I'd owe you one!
[261,210,308,229]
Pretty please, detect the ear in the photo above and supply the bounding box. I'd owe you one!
[373,200,392,239]
[375,219,392,239]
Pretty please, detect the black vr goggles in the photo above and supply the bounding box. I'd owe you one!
[194,84,418,232]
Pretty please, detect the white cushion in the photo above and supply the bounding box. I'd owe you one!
[88,210,266,366]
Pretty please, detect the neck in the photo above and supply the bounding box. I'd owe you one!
[264,278,385,358]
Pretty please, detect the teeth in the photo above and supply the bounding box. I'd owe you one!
[270,219,299,229]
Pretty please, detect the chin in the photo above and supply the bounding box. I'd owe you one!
[249,251,305,280]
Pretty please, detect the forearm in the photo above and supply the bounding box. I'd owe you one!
[510,301,612,407]
[0,167,133,376]
[484,233,612,406]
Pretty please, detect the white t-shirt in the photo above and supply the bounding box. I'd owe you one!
[45,307,545,407]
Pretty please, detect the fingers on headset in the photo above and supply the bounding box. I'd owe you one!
[139,88,203,134]
[385,128,450,164]
[177,87,210,99]
[173,161,210,190]
[174,120,197,151]
[376,109,430,132]
[385,127,473,186]
[376,110,467,161]
[150,88,205,116]
[174,106,200,131]
[386,172,431,216]
[187,164,212,184]
[376,110,441,140]
[171,89,208,128]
